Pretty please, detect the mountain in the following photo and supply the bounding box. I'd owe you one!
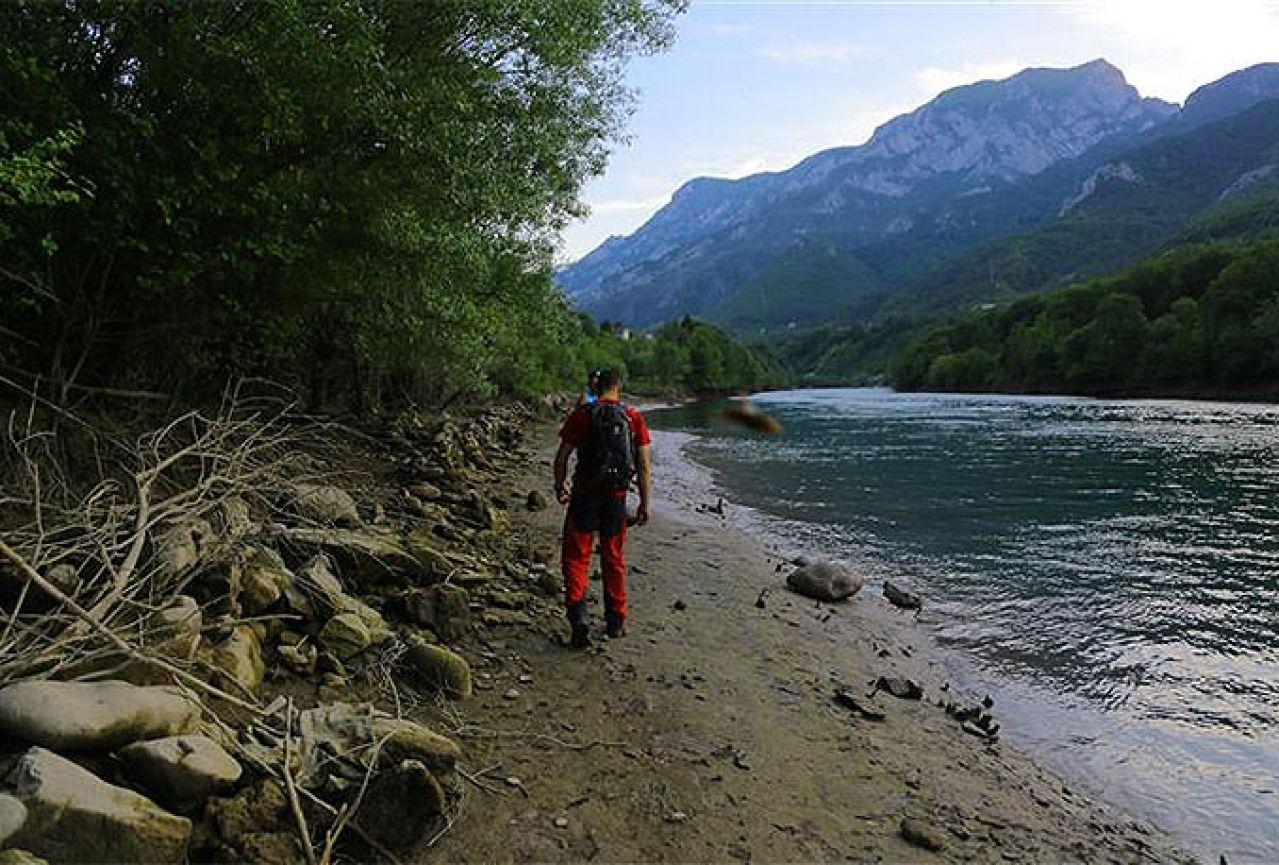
[559,60,1279,341]
[558,59,1174,329]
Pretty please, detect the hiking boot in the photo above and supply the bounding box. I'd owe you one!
[568,600,591,649]
[605,612,626,639]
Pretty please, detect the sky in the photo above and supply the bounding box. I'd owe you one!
[558,0,1279,263]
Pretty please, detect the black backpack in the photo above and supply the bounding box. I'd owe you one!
[577,402,634,493]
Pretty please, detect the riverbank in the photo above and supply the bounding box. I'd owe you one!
[425,423,1194,864]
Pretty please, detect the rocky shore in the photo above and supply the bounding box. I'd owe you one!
[0,400,1196,863]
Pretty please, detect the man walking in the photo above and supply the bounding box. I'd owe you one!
[553,369,651,647]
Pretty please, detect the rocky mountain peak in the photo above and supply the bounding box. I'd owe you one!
[1180,62,1279,127]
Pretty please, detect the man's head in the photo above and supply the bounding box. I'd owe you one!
[595,368,622,398]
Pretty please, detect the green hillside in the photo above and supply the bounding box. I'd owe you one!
[889,234,1279,396]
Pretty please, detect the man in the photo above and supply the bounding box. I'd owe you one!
[553,368,651,647]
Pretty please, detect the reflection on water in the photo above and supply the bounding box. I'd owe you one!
[653,389,1279,862]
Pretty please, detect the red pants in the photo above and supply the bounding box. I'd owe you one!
[562,496,627,622]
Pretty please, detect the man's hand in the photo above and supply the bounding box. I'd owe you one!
[634,501,650,526]
[555,480,571,505]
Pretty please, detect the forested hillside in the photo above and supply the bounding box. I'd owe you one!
[0,1,792,413]
[889,234,1279,396]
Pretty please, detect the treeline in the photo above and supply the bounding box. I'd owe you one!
[891,235,1279,395]
[0,0,684,412]
[556,316,790,396]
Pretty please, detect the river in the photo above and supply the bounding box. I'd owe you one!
[649,388,1278,863]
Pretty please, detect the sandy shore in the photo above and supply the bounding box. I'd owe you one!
[425,426,1194,864]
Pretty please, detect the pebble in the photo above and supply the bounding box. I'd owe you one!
[665,811,689,823]
[518,674,533,684]
[503,688,521,700]
[554,817,568,828]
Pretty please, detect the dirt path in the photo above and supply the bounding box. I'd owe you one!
[423,428,1191,864]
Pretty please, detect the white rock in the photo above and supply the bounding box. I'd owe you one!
[7,747,191,863]
[0,793,27,846]
[0,681,199,752]
[117,735,242,807]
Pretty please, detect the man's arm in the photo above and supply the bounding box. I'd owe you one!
[553,440,574,504]
[634,444,652,524]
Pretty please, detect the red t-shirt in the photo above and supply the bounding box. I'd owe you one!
[559,399,651,450]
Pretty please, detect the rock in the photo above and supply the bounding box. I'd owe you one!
[216,496,255,539]
[399,584,471,640]
[833,688,887,721]
[900,816,947,852]
[296,704,460,779]
[154,518,214,579]
[273,527,420,584]
[238,832,306,865]
[117,735,242,807]
[0,851,48,865]
[277,641,317,674]
[404,530,454,582]
[206,780,288,843]
[409,482,442,501]
[786,561,865,603]
[0,681,199,752]
[481,608,532,627]
[150,595,202,658]
[884,581,923,611]
[526,490,548,511]
[7,747,192,863]
[0,793,27,846]
[875,676,923,700]
[44,563,79,596]
[292,555,393,646]
[404,637,472,698]
[208,625,265,693]
[289,484,361,527]
[355,760,445,852]
[319,612,372,660]
[240,546,294,613]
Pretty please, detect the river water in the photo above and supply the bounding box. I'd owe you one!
[650,388,1278,863]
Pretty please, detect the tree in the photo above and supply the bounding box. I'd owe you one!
[0,0,683,408]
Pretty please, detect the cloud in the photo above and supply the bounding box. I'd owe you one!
[1070,0,1279,102]
[913,60,1029,97]
[759,39,869,66]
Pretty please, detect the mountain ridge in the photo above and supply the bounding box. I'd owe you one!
[560,59,1279,336]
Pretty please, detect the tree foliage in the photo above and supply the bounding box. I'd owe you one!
[0,0,683,409]
[890,235,1279,395]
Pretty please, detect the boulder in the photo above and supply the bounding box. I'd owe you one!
[208,625,266,693]
[216,495,256,539]
[0,793,27,846]
[786,560,865,603]
[6,747,191,864]
[277,641,317,674]
[238,832,306,865]
[399,584,470,640]
[884,581,923,611]
[240,546,294,614]
[44,564,79,596]
[274,527,420,584]
[355,760,445,852]
[526,490,548,511]
[117,735,242,808]
[151,594,202,657]
[0,681,199,752]
[206,780,288,844]
[296,703,460,780]
[289,484,361,527]
[404,530,454,582]
[0,851,48,865]
[153,518,214,579]
[403,637,472,698]
[319,612,372,660]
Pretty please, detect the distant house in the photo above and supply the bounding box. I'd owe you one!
[605,322,632,341]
